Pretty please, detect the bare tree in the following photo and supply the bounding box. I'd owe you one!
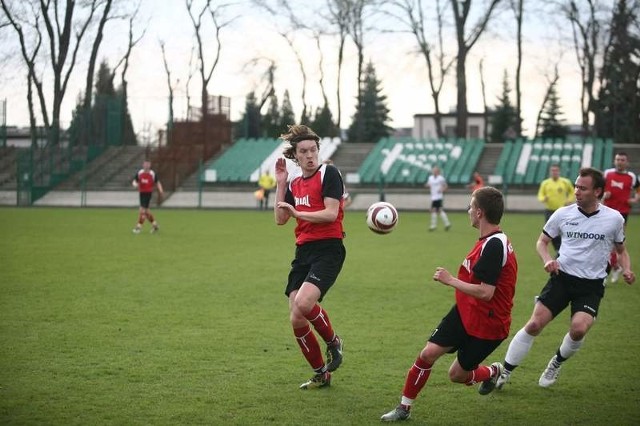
[347,0,375,111]
[1,0,104,145]
[450,0,502,138]
[510,0,524,136]
[314,32,330,108]
[479,58,489,141]
[159,41,175,130]
[251,0,313,123]
[110,8,146,99]
[185,0,235,119]
[0,1,42,144]
[562,0,607,136]
[185,46,197,120]
[326,0,350,129]
[83,0,114,113]
[386,0,453,138]
[534,65,560,138]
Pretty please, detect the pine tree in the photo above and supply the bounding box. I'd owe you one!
[279,90,296,132]
[310,104,339,138]
[594,0,640,142]
[262,94,281,138]
[539,82,567,139]
[235,92,261,138]
[68,60,137,146]
[347,61,391,143]
[489,71,519,142]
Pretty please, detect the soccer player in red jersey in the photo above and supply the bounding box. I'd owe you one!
[603,152,639,282]
[132,160,164,234]
[274,125,346,390]
[381,187,518,422]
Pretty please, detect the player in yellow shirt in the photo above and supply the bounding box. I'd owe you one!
[258,170,277,210]
[537,164,575,252]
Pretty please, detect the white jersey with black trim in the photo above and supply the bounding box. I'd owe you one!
[544,203,625,280]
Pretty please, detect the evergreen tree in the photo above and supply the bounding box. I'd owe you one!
[262,94,281,138]
[279,90,296,132]
[68,60,137,146]
[235,92,261,138]
[539,82,568,139]
[92,61,117,146]
[347,61,391,142]
[594,0,640,143]
[310,104,339,138]
[489,71,519,142]
[117,85,137,146]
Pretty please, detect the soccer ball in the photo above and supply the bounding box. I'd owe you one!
[366,202,399,234]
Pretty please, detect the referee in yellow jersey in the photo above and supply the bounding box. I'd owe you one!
[537,164,575,252]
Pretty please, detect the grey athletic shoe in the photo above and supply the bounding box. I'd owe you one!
[478,362,504,395]
[299,371,331,390]
[380,405,411,422]
[539,355,562,387]
[326,336,343,372]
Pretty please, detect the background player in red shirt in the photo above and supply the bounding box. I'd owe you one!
[274,125,346,390]
[381,187,518,422]
[132,160,164,234]
[603,152,639,281]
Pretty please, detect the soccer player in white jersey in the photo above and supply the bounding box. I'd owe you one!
[487,167,635,391]
[425,166,451,231]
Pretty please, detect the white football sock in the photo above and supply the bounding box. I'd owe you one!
[440,211,450,226]
[504,328,536,367]
[558,333,584,360]
[430,212,437,228]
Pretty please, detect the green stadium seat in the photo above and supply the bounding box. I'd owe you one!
[504,138,524,185]
[493,140,513,179]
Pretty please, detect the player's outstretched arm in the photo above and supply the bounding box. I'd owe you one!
[615,243,636,285]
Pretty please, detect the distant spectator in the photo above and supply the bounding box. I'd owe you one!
[258,170,276,210]
[132,160,164,234]
[467,171,485,193]
[537,164,574,252]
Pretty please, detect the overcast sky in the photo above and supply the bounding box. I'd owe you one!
[0,0,595,140]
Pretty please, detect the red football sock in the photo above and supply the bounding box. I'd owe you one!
[304,304,335,344]
[464,365,493,386]
[402,357,433,399]
[147,212,155,223]
[137,212,145,225]
[293,325,325,371]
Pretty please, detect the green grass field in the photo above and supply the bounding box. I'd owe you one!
[1,207,639,425]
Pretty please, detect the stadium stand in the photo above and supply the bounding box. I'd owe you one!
[203,138,280,183]
[354,138,484,185]
[0,146,20,189]
[493,138,616,187]
[203,137,340,183]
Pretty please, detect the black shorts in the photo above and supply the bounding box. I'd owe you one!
[139,192,152,208]
[537,271,605,318]
[285,239,346,301]
[431,199,443,209]
[428,305,504,371]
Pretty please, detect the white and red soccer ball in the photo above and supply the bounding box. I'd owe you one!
[366,202,399,234]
